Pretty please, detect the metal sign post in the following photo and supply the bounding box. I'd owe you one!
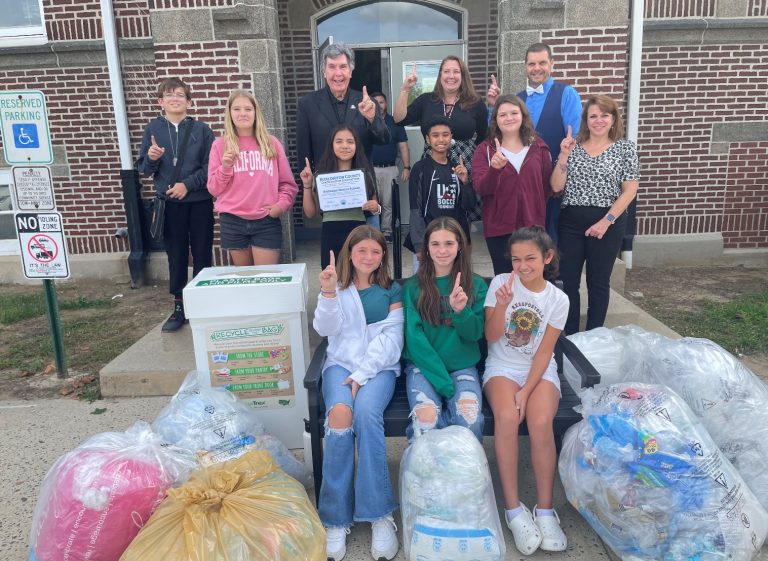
[14,212,69,377]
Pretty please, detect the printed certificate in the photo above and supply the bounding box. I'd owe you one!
[316,169,367,212]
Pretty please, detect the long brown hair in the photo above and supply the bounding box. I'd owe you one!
[433,55,480,111]
[316,124,376,199]
[508,226,559,281]
[488,94,536,146]
[576,94,624,143]
[416,217,474,325]
[336,225,392,290]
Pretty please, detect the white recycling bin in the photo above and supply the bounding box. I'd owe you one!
[183,264,310,449]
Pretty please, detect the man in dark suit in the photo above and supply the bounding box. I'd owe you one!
[296,43,390,167]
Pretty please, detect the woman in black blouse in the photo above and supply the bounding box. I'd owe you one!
[393,56,487,221]
[550,94,639,334]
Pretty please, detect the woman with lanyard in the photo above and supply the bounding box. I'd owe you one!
[393,56,488,222]
[550,94,639,335]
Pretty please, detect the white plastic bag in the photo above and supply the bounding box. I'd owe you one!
[152,371,312,487]
[399,425,505,561]
[563,325,768,510]
[28,421,194,561]
[559,383,768,561]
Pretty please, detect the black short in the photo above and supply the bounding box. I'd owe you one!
[219,212,282,251]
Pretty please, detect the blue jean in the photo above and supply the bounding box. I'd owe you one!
[318,364,397,527]
[404,361,484,441]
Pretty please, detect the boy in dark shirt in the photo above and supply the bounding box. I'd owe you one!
[408,116,475,266]
[137,78,215,332]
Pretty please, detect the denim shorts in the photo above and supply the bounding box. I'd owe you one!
[219,212,282,251]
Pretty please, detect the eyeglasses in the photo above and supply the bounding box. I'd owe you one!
[163,92,188,99]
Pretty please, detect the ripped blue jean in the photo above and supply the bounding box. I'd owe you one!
[318,364,397,528]
[404,361,484,442]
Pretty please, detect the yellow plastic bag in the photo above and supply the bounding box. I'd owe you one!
[120,450,325,561]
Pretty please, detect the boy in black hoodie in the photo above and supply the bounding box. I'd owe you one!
[137,78,215,332]
[408,116,475,266]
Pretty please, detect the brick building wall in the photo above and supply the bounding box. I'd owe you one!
[276,0,498,227]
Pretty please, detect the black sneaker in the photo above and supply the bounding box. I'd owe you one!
[162,300,187,332]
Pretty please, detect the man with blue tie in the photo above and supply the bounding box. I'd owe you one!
[487,43,581,243]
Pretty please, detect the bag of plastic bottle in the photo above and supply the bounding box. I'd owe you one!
[119,450,325,561]
[399,425,505,561]
[28,421,194,561]
[152,371,312,487]
[563,325,768,510]
[559,382,768,561]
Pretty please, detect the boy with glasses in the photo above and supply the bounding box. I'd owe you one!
[137,78,215,332]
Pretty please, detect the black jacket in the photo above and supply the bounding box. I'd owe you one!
[137,116,215,203]
[296,87,391,168]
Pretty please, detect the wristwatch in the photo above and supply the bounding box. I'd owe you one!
[605,212,617,224]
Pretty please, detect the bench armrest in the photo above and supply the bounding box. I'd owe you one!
[304,338,328,390]
[557,334,601,388]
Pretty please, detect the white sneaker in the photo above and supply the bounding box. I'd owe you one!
[326,526,350,561]
[533,505,568,552]
[371,515,399,560]
[506,503,542,555]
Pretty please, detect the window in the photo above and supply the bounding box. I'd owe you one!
[0,0,47,47]
[317,0,462,45]
[0,170,19,255]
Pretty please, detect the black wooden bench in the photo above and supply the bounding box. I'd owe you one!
[302,181,601,502]
[303,302,600,502]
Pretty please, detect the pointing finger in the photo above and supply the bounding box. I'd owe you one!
[454,272,462,291]
[412,63,418,76]
[494,138,501,151]
[506,271,515,289]
[362,85,368,99]
[304,157,311,170]
[491,74,498,88]
[150,135,158,147]
[329,250,336,269]
[567,125,573,139]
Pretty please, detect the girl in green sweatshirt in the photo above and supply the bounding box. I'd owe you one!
[402,217,488,440]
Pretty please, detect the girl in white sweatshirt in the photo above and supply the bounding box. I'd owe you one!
[313,224,404,561]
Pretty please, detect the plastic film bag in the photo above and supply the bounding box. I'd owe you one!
[563,325,768,510]
[399,425,505,561]
[153,371,312,487]
[559,383,768,561]
[119,450,325,561]
[28,421,195,561]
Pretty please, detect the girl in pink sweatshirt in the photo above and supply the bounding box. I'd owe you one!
[208,90,298,265]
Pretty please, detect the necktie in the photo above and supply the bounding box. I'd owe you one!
[526,85,544,96]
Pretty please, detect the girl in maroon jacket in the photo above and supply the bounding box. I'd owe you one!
[472,95,553,275]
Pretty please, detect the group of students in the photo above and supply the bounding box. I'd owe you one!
[137,79,299,331]
[315,218,569,560]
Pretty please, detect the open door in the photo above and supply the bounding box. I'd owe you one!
[388,45,465,224]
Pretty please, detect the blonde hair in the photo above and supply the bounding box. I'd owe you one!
[222,89,276,159]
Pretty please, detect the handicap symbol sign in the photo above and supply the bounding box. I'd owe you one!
[12,124,40,149]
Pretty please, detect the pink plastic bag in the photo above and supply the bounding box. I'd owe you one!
[29,422,194,561]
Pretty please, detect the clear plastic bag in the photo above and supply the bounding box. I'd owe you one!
[28,421,195,561]
[152,371,312,487]
[559,383,768,561]
[399,425,505,561]
[119,450,325,561]
[563,325,768,510]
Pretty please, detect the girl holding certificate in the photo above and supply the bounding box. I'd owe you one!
[301,124,381,269]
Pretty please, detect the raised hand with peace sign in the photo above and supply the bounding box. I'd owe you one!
[490,138,509,170]
[448,272,468,313]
